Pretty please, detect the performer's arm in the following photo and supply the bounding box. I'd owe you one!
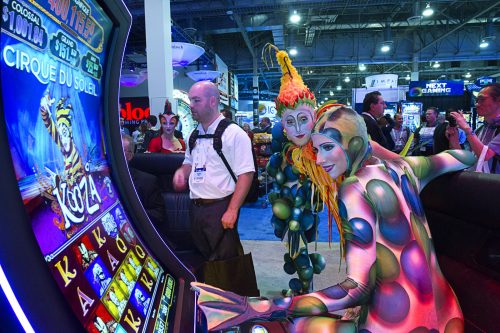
[403,150,476,190]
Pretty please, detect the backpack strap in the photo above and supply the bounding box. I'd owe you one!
[188,129,199,153]
[213,119,237,183]
[189,118,238,183]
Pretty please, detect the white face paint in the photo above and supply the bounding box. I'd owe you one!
[281,105,314,146]
[312,134,348,179]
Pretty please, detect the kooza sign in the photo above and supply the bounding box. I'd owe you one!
[119,97,150,124]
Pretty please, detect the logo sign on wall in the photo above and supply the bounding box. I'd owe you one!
[119,97,150,125]
[365,74,398,88]
[409,80,464,97]
[475,77,495,87]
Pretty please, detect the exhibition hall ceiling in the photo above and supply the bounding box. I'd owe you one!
[122,0,500,101]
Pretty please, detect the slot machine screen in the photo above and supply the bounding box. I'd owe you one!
[1,0,179,331]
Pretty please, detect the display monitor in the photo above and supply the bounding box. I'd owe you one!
[401,102,423,132]
[0,0,195,332]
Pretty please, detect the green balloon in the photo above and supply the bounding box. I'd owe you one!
[275,170,286,185]
[289,278,302,292]
[311,254,326,274]
[283,262,296,275]
[268,192,280,204]
[289,220,300,231]
[266,164,278,177]
[284,253,291,263]
[294,253,310,268]
[298,266,314,280]
[294,195,304,208]
[272,199,291,220]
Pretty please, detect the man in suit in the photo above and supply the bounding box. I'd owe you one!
[121,134,165,226]
[361,91,389,148]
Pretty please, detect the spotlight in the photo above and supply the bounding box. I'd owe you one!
[289,47,298,56]
[329,91,334,96]
[289,10,301,24]
[380,43,391,53]
[479,39,489,48]
[405,74,411,81]
[336,85,342,91]
[422,3,434,17]
[344,76,350,83]
[432,62,440,68]
[359,64,366,71]
[324,97,328,100]
[464,72,471,78]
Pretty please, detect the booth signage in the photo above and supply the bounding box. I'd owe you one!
[409,80,464,97]
[365,74,398,88]
[476,77,495,87]
[119,97,150,124]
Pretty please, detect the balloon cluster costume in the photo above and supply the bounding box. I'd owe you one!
[192,104,476,332]
[262,45,344,294]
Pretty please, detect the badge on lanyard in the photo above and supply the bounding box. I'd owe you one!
[193,165,206,183]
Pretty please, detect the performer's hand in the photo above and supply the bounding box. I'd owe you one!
[191,282,286,331]
[221,208,237,229]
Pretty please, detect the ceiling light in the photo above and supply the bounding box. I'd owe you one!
[464,72,471,78]
[289,10,301,24]
[359,64,366,71]
[432,61,440,68]
[324,97,328,100]
[405,74,411,81]
[344,76,350,83]
[479,38,490,48]
[336,85,342,91]
[422,3,434,17]
[464,80,470,83]
[329,91,334,96]
[289,47,298,56]
[380,43,391,53]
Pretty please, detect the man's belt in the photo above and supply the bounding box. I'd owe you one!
[192,195,232,206]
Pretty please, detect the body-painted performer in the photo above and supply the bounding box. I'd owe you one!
[263,45,342,293]
[192,106,475,332]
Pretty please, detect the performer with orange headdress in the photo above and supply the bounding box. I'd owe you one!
[262,44,344,295]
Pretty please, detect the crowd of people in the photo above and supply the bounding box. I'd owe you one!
[361,84,499,174]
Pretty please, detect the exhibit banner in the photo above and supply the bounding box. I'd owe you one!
[365,74,398,88]
[216,54,229,106]
[409,80,464,97]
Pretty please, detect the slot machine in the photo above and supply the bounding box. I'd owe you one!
[0,0,197,332]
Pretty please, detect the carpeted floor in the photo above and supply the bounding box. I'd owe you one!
[239,199,340,242]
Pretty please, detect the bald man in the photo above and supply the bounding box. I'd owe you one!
[173,81,254,263]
